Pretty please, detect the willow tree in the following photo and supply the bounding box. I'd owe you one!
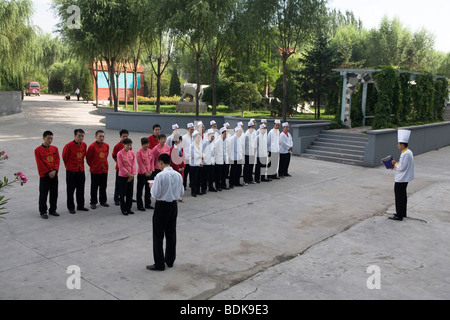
[0,0,36,90]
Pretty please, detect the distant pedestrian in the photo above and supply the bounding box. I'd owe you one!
[62,129,89,214]
[147,153,184,271]
[75,88,80,101]
[35,131,60,219]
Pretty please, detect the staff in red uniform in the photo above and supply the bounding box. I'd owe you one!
[86,130,110,209]
[112,129,129,206]
[35,131,60,219]
[148,124,161,150]
[62,129,89,214]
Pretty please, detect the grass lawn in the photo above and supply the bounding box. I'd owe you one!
[118,104,335,120]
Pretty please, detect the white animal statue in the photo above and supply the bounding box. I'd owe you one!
[180,83,209,103]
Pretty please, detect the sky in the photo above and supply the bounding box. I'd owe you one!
[31,0,450,53]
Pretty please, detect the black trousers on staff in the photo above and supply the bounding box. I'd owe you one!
[267,151,280,178]
[183,164,191,189]
[66,170,86,210]
[39,176,58,215]
[244,155,255,183]
[201,165,215,192]
[230,160,242,187]
[118,176,134,213]
[215,164,228,189]
[255,157,268,182]
[137,174,151,209]
[395,182,408,218]
[90,173,107,205]
[279,153,291,177]
[153,200,178,269]
[190,166,200,196]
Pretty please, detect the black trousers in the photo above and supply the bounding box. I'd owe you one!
[39,176,58,215]
[201,165,215,192]
[66,170,85,210]
[279,153,291,177]
[244,155,255,183]
[118,176,134,213]
[395,182,408,218]
[215,164,228,189]
[183,164,191,189]
[255,157,268,182]
[137,174,151,209]
[190,166,200,195]
[230,161,242,187]
[90,173,107,205]
[114,170,120,203]
[153,200,178,269]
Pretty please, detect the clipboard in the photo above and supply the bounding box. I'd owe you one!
[381,155,395,169]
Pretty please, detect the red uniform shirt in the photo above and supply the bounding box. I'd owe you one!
[112,141,124,171]
[86,141,110,174]
[35,144,60,178]
[148,135,159,150]
[62,140,87,172]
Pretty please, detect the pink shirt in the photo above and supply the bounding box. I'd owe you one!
[117,149,136,177]
[136,148,154,175]
[151,143,170,170]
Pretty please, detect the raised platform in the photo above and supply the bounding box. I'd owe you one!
[176,101,208,113]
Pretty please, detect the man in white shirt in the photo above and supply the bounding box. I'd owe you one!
[147,153,184,271]
[244,121,257,185]
[202,129,217,193]
[390,130,414,222]
[214,127,230,191]
[228,126,244,188]
[181,123,195,190]
[255,124,270,183]
[279,122,294,177]
[267,120,281,179]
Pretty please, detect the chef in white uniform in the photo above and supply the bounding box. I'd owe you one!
[279,122,293,177]
[390,129,414,221]
[267,120,281,179]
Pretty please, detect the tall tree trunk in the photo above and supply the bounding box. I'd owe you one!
[156,58,162,114]
[282,58,288,122]
[124,63,128,110]
[211,61,218,116]
[195,52,201,120]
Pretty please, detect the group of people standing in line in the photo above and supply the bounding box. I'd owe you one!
[34,119,294,219]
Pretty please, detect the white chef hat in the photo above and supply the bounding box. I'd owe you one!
[172,124,179,130]
[235,126,243,132]
[223,122,230,128]
[250,118,256,122]
[398,130,411,144]
[207,129,215,135]
[197,121,204,126]
[274,120,281,124]
[248,121,255,127]
[261,119,267,123]
[220,127,227,134]
[187,123,194,128]
[237,122,244,127]
[210,120,217,126]
[282,122,289,127]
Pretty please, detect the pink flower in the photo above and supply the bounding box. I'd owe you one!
[14,172,28,186]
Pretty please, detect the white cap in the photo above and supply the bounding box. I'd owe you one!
[235,126,243,132]
[224,122,230,128]
[398,130,411,144]
[250,118,256,122]
[172,124,179,130]
[274,120,281,124]
[282,122,289,127]
[261,119,267,123]
[248,121,255,127]
[207,129,215,135]
[210,120,217,126]
[187,123,194,128]
[220,127,227,134]
[237,122,244,127]
[197,121,204,126]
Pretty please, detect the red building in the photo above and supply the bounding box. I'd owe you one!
[90,61,145,101]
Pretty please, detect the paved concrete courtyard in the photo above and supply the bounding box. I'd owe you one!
[0,95,449,300]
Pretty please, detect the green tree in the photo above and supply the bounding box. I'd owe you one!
[169,67,181,96]
[230,82,262,118]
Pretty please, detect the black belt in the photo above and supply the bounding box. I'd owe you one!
[156,200,177,204]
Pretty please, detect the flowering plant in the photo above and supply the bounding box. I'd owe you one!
[0,151,27,217]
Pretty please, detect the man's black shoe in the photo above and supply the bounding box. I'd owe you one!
[389,215,403,221]
[77,207,89,212]
[41,214,49,219]
[69,209,76,214]
[49,212,60,217]
[146,265,165,271]
[138,207,145,212]
[100,203,110,207]
[145,205,154,209]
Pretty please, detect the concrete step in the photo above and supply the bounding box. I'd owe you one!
[316,137,368,148]
[319,131,369,143]
[301,153,364,166]
[313,141,365,152]
[304,149,364,161]
[309,145,365,156]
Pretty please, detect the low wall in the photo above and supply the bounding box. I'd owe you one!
[104,110,329,136]
[0,91,22,116]
[291,122,331,155]
[364,122,450,167]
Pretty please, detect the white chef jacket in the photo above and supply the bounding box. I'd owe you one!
[267,128,280,153]
[395,148,415,183]
[279,131,293,154]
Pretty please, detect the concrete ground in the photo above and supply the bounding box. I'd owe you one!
[0,94,449,300]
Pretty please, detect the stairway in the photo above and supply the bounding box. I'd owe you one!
[301,130,368,166]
